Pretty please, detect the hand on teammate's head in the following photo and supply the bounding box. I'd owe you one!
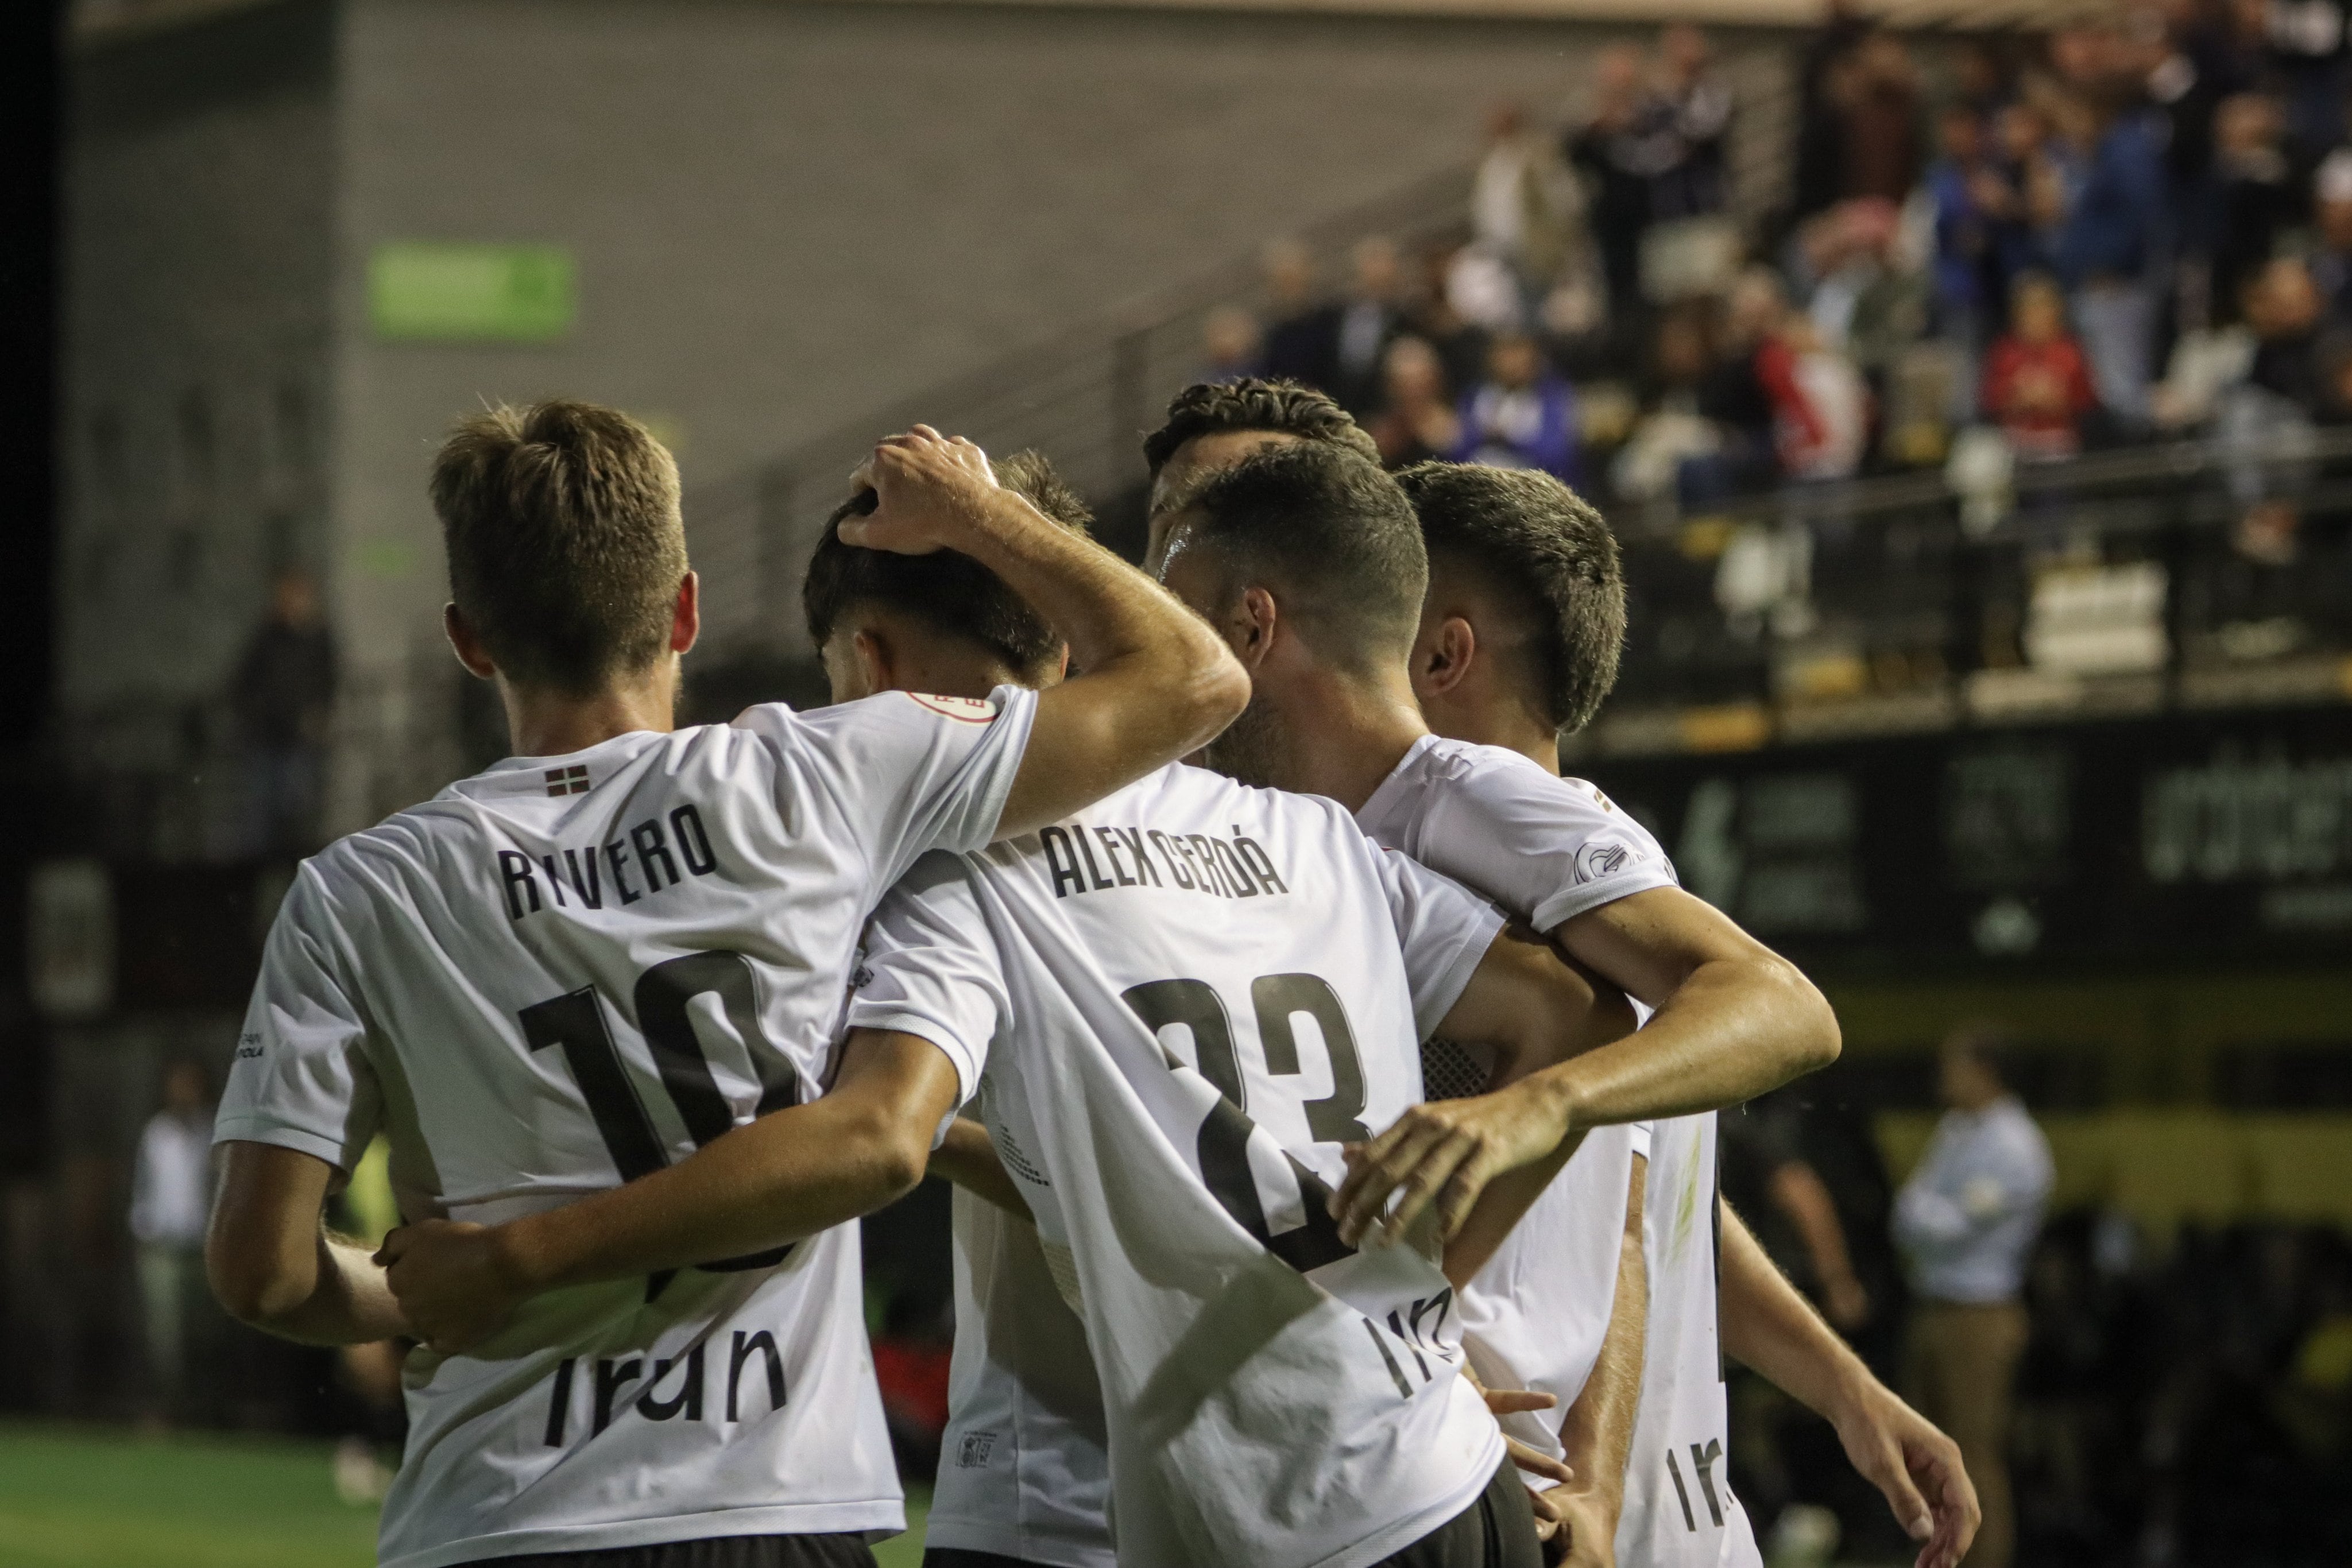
[840,425,1001,557]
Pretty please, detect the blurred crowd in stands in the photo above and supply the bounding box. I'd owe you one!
[1204,6,2352,518]
[1194,4,2352,707]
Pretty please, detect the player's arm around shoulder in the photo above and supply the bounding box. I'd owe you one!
[840,427,1248,838]
[379,1029,963,1355]
[1546,883,1840,1121]
[1331,922,1638,1260]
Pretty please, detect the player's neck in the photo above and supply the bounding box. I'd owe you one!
[497,664,680,760]
[1423,690,1562,776]
[1275,668,1429,812]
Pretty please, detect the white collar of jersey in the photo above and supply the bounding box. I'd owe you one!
[1353,733,1445,828]
[457,729,671,794]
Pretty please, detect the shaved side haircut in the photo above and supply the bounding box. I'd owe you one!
[1169,443,1427,673]
[1395,462,1625,734]
[1143,377,1382,481]
[802,450,1090,681]
[432,399,687,694]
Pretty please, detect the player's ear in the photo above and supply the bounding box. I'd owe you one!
[444,603,498,680]
[1236,586,1280,670]
[670,572,701,656]
[851,626,895,697]
[1411,614,1477,700]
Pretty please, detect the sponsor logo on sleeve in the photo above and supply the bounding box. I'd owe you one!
[1574,839,1637,884]
[906,692,1000,724]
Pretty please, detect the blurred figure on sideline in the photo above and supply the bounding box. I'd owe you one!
[1651,23,1732,222]
[230,566,338,857]
[1570,43,1662,316]
[1894,1025,2054,1568]
[1452,329,1578,478]
[131,1060,216,1425]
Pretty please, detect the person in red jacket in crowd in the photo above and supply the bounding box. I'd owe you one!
[1980,272,2099,461]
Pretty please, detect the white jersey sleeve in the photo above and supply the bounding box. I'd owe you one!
[215,864,384,1172]
[735,684,1038,889]
[1367,847,1505,1039]
[847,851,1004,1112]
[1357,735,1675,933]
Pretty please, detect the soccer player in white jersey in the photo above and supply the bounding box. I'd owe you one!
[1150,443,1839,1559]
[1347,462,1980,1568]
[371,443,1643,1567]
[202,402,1248,1568]
[835,445,1659,1568]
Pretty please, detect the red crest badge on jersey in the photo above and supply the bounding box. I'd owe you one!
[906,692,999,724]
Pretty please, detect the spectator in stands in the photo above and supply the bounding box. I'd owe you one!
[2206,92,2302,327]
[1835,30,1926,205]
[230,565,337,857]
[1452,328,1578,479]
[1984,100,2061,295]
[1259,238,1337,390]
[1895,1024,2055,1568]
[1697,266,1785,481]
[1927,104,2001,377]
[2305,148,2352,322]
[1197,304,1264,386]
[1330,235,1409,416]
[1471,102,1579,320]
[1570,43,1664,316]
[2051,80,2170,427]
[1982,272,2100,461]
[2244,254,2330,410]
[1417,241,1500,394]
[1367,336,1461,469]
[1651,23,1733,222]
[1792,0,1874,221]
[1756,287,1869,481]
[131,1060,216,1426]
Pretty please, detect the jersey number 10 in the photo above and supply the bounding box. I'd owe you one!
[520,951,802,1275]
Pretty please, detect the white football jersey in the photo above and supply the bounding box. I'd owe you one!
[1620,1113,1758,1568]
[1356,735,1757,1566]
[846,762,1510,1568]
[215,687,1038,1568]
[926,1186,1115,1568]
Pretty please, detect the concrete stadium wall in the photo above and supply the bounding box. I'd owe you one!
[58,1,336,726]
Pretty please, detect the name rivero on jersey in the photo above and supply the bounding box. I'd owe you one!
[497,803,724,920]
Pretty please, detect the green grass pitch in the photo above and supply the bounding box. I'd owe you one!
[0,1424,929,1568]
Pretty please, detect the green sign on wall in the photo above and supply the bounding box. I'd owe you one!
[369,242,576,342]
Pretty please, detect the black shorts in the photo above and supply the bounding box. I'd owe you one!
[1368,1461,1544,1568]
[463,1535,876,1568]
[922,1551,1061,1568]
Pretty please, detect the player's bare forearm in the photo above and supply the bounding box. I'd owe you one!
[841,427,1247,834]
[207,1141,409,1346]
[502,1032,958,1289]
[378,1032,961,1352]
[929,1116,1034,1221]
[1718,1201,1868,1415]
[1333,925,1635,1248]
[1720,1203,1979,1568]
[1541,886,1840,1128]
[1556,1156,1647,1520]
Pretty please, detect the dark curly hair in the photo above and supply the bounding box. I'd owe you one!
[1142,377,1381,479]
[802,450,1089,680]
[1394,462,1624,734]
[1173,442,1426,673]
